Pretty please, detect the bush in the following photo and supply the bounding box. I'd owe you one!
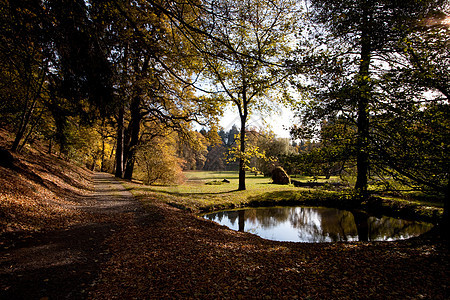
[136,137,186,185]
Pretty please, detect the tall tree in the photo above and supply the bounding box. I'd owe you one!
[0,0,115,154]
[293,0,444,201]
[90,0,218,180]
[372,11,450,232]
[0,0,51,152]
[185,0,298,190]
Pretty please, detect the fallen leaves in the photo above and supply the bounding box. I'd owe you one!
[0,145,94,233]
[88,201,450,299]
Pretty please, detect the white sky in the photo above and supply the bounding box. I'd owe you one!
[219,106,295,139]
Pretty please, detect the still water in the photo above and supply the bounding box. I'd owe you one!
[203,206,433,243]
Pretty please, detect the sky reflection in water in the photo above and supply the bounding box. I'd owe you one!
[203,207,434,243]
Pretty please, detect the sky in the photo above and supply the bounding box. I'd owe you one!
[219,106,295,139]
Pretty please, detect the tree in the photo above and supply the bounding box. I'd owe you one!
[177,130,209,170]
[226,131,269,176]
[371,11,450,232]
[289,117,355,179]
[293,0,444,201]
[189,0,298,190]
[91,0,222,180]
[0,0,51,152]
[135,133,185,185]
[0,0,115,156]
[246,129,294,176]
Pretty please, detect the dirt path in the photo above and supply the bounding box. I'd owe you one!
[0,172,142,299]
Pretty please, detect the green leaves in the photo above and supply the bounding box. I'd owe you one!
[226,133,269,173]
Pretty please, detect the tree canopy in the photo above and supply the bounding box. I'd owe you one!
[291,0,448,200]
[181,0,299,190]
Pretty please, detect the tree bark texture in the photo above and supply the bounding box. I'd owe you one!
[115,104,124,178]
[123,93,142,180]
[238,116,246,191]
[238,84,248,191]
[354,8,371,202]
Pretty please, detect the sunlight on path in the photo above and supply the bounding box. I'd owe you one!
[88,172,140,214]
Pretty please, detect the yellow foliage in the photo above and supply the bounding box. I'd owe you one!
[136,136,186,185]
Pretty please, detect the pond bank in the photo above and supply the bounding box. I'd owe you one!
[91,198,450,299]
[98,177,450,298]
[247,191,443,225]
[164,188,443,226]
[123,175,444,235]
[202,206,434,243]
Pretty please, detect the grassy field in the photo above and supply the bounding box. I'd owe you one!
[126,171,305,212]
[123,171,444,223]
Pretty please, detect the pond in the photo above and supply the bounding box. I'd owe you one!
[202,206,434,243]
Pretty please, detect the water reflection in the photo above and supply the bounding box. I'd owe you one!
[203,207,433,243]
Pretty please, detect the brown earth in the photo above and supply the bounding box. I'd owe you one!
[89,201,450,299]
[0,172,144,299]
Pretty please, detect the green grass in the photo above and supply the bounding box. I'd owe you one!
[378,195,444,209]
[125,171,307,212]
[290,174,342,183]
[122,171,444,223]
[183,170,240,181]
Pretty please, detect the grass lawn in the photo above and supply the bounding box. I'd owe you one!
[126,171,306,212]
[124,171,444,223]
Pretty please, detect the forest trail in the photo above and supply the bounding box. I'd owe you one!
[0,172,143,299]
[84,172,142,215]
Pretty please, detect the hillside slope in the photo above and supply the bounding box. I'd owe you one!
[0,129,93,233]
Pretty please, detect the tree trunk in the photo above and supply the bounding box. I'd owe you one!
[123,94,141,180]
[122,55,149,180]
[101,138,105,172]
[11,100,37,152]
[123,124,131,174]
[18,108,45,152]
[354,9,371,202]
[443,177,449,239]
[238,86,248,191]
[11,129,25,152]
[115,104,124,178]
[355,95,369,200]
[54,114,68,157]
[115,43,130,177]
[238,117,246,191]
[11,62,46,152]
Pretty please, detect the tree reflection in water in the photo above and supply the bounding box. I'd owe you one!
[203,207,433,243]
